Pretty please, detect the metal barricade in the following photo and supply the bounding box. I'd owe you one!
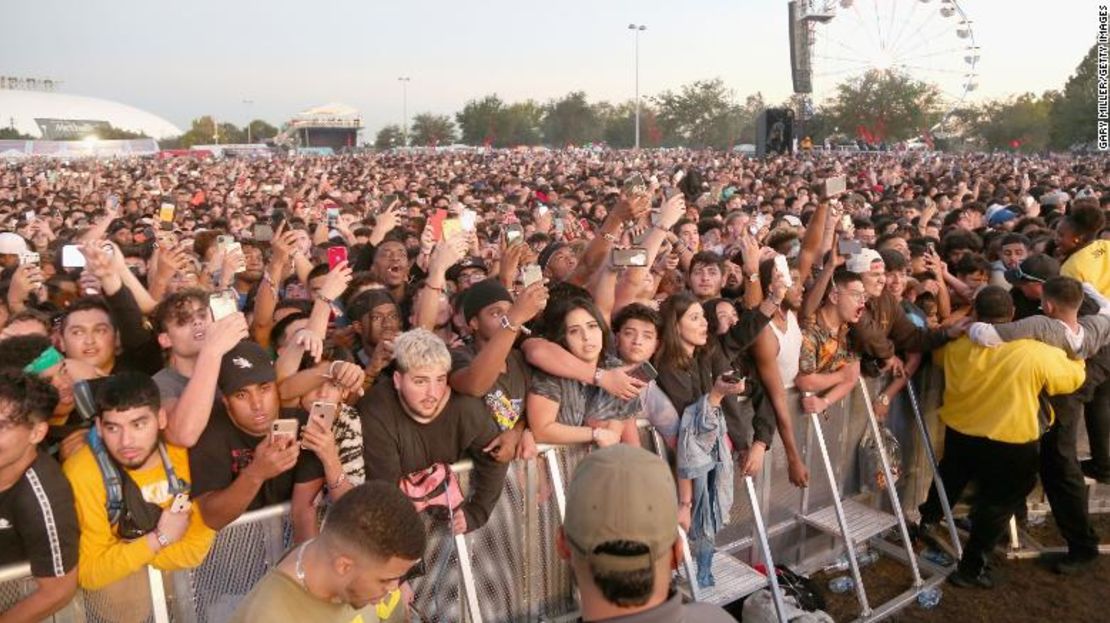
[1,375,955,623]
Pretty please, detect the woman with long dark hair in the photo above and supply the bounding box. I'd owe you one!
[654,288,782,587]
[526,296,640,447]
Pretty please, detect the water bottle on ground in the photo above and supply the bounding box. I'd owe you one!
[828,575,855,593]
[917,586,942,609]
[922,548,954,567]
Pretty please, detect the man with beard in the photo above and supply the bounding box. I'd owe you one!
[229,483,425,623]
[62,372,214,590]
[151,289,249,447]
[360,328,507,534]
[187,342,324,535]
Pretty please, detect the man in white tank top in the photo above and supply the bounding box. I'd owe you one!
[752,258,809,487]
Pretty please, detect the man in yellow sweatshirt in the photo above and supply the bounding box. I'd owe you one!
[920,286,1086,589]
[63,371,214,595]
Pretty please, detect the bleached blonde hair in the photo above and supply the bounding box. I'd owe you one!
[392,328,451,374]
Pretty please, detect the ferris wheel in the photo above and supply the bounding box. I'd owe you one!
[789,0,979,136]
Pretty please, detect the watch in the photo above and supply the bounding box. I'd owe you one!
[499,315,531,336]
[154,528,170,548]
[877,393,890,407]
[747,273,760,283]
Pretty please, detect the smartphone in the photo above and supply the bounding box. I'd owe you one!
[107,194,120,210]
[24,210,35,223]
[170,493,191,514]
[310,401,338,431]
[628,361,658,383]
[253,223,274,242]
[429,208,448,241]
[381,194,398,210]
[521,264,543,288]
[217,235,235,250]
[926,241,937,254]
[611,247,649,268]
[838,239,862,256]
[748,213,766,236]
[156,230,177,248]
[554,217,565,235]
[61,245,86,269]
[326,206,340,228]
[327,246,348,269]
[159,202,175,223]
[209,290,238,321]
[19,252,40,266]
[271,208,286,230]
[442,218,463,241]
[821,175,847,198]
[459,208,477,232]
[623,173,646,196]
[270,418,299,444]
[840,214,852,232]
[535,204,550,218]
[504,223,524,246]
[719,370,743,385]
[774,254,793,288]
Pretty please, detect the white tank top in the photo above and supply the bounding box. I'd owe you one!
[770,311,802,389]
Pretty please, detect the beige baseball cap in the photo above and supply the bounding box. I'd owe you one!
[563,445,678,573]
[846,248,884,274]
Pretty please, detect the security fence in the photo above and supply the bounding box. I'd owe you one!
[4,368,1107,622]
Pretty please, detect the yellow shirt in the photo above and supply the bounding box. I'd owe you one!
[938,337,1086,444]
[63,442,215,590]
[1062,240,1110,298]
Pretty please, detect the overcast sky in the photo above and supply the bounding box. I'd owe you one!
[2,0,1097,136]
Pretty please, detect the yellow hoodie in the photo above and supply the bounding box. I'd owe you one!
[937,337,1086,444]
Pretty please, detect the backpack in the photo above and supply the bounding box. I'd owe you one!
[87,427,188,535]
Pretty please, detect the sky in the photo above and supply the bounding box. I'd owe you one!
[1,0,1097,138]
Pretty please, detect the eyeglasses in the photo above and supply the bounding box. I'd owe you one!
[836,288,868,302]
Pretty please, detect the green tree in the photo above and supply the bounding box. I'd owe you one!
[374,124,405,150]
[1050,44,1098,149]
[652,78,746,148]
[543,91,603,147]
[179,116,219,147]
[246,119,278,141]
[455,95,505,145]
[497,101,544,147]
[825,69,943,143]
[0,127,33,140]
[972,93,1055,152]
[409,113,458,146]
[600,100,662,148]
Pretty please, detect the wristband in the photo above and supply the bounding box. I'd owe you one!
[591,427,601,443]
[328,472,348,490]
[593,368,604,386]
[315,292,334,305]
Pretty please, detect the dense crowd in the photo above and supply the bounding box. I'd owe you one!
[0,148,1108,622]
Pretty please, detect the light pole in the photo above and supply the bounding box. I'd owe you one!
[242,99,254,143]
[627,24,646,149]
[398,77,411,147]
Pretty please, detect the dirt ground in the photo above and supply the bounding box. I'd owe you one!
[801,517,1110,623]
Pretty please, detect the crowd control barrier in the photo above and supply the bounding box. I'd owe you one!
[4,365,1107,622]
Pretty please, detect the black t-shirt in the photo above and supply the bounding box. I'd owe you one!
[450,345,531,431]
[189,407,324,511]
[357,382,507,530]
[0,451,79,578]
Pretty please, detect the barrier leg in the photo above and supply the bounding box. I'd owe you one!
[906,382,963,559]
[455,533,484,623]
[810,412,872,617]
[745,476,788,623]
[147,566,170,623]
[677,527,702,602]
[796,399,815,567]
[544,448,568,522]
[859,379,924,587]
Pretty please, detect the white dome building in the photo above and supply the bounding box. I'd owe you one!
[0,89,182,140]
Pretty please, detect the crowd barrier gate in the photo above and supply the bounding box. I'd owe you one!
[4,364,1107,622]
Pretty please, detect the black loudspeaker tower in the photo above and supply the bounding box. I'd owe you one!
[756,108,795,157]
